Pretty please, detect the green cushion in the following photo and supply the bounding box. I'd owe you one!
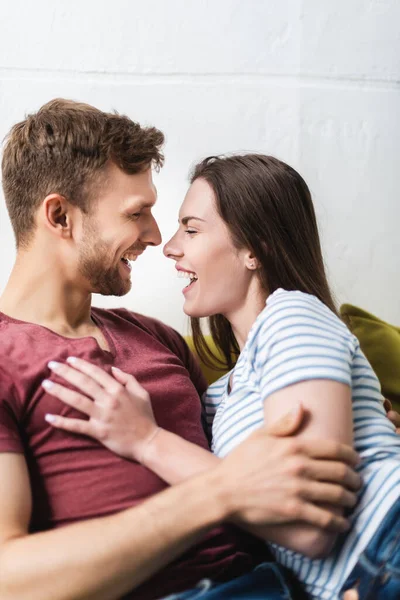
[340,304,400,410]
[184,336,229,386]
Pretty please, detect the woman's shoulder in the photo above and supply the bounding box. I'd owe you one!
[248,288,355,350]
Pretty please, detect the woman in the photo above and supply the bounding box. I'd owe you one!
[44,155,400,599]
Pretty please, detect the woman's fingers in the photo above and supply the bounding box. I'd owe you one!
[47,361,111,403]
[42,380,95,417]
[343,590,358,600]
[45,413,91,437]
[112,367,149,398]
[65,356,122,393]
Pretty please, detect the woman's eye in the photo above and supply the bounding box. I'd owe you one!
[185,229,197,235]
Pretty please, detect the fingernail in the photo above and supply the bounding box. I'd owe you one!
[384,398,392,412]
[48,361,61,371]
[67,356,78,364]
[291,401,301,416]
[42,379,54,390]
[111,366,122,372]
[45,413,57,423]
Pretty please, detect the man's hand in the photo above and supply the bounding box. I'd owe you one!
[212,404,362,531]
[384,399,400,433]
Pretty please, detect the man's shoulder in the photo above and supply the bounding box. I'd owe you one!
[92,306,176,335]
[92,306,186,351]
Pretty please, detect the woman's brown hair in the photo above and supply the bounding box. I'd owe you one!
[189,154,337,371]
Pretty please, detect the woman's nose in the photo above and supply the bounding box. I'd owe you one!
[163,234,183,260]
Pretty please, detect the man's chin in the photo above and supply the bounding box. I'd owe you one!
[93,278,132,297]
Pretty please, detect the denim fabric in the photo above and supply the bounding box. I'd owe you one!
[161,562,300,600]
[341,497,400,599]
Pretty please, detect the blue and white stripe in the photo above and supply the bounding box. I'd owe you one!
[202,288,400,599]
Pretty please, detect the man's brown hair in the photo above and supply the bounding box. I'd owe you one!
[1,98,165,247]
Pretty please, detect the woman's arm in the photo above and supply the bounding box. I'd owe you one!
[43,357,359,557]
[144,378,354,558]
[258,378,353,558]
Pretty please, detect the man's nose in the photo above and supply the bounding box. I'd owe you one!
[143,215,162,247]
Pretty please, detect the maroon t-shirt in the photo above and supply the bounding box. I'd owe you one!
[0,308,265,599]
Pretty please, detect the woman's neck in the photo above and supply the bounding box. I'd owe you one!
[225,285,268,352]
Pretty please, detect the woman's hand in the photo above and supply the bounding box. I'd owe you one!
[43,357,159,462]
[343,591,358,600]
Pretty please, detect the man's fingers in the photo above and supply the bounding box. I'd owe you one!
[302,439,360,468]
[384,398,393,413]
[387,410,400,429]
[42,381,94,417]
[45,414,91,437]
[300,480,357,508]
[266,403,305,437]
[297,502,349,533]
[303,459,362,491]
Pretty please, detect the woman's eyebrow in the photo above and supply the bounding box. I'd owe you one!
[180,216,206,225]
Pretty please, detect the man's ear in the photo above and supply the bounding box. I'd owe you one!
[41,194,73,238]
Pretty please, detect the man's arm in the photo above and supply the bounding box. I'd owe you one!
[0,407,360,600]
[0,452,224,600]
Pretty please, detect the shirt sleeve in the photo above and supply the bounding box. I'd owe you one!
[252,290,357,400]
[0,365,23,453]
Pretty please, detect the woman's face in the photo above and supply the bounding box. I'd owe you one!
[163,178,256,319]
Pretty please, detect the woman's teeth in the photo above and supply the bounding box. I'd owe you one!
[177,271,198,282]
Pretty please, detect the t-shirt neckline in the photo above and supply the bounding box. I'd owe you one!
[0,308,116,356]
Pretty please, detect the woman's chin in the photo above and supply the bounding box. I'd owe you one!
[183,302,210,319]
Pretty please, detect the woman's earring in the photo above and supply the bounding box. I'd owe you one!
[249,261,256,269]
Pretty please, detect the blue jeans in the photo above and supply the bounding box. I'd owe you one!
[161,562,304,600]
[341,497,400,599]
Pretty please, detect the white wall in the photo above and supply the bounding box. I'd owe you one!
[0,0,399,334]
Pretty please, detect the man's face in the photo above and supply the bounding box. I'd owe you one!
[77,165,161,296]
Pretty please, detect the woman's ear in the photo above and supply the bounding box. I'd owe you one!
[244,251,259,270]
[41,194,73,238]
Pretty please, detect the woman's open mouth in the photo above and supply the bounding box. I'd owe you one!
[177,270,198,293]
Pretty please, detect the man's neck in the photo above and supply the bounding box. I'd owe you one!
[0,251,94,337]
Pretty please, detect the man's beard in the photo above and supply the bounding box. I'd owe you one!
[78,221,131,297]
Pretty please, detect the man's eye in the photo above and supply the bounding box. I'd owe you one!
[129,213,141,220]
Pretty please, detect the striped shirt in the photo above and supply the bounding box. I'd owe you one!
[202,288,400,599]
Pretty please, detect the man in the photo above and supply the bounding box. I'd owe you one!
[0,99,381,600]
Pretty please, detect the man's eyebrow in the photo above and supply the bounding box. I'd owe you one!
[180,216,206,225]
[125,199,156,211]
